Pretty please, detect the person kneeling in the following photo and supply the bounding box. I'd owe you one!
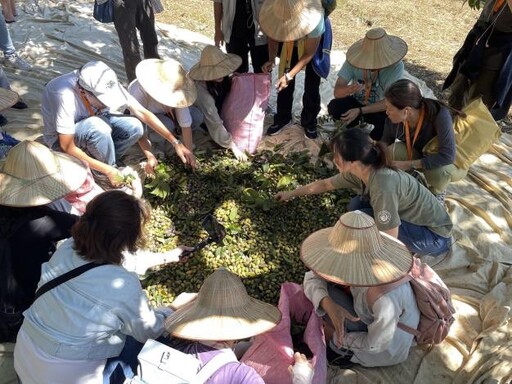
[302,210,420,367]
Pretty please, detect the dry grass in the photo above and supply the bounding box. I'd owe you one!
[158,0,480,98]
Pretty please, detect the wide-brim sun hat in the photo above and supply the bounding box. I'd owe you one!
[0,88,19,111]
[301,210,413,286]
[188,45,242,81]
[346,28,408,70]
[0,141,88,207]
[78,60,130,111]
[258,0,324,42]
[165,268,282,341]
[135,59,197,108]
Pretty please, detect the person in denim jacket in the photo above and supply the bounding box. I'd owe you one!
[14,191,191,384]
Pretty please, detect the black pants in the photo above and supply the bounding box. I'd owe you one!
[327,96,387,140]
[113,0,160,82]
[273,46,321,131]
[226,36,267,74]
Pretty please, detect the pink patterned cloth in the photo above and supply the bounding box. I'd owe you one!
[241,283,326,384]
[221,73,270,154]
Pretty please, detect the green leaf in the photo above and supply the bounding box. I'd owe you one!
[277,175,294,189]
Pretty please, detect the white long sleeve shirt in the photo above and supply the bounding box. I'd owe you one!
[303,271,420,367]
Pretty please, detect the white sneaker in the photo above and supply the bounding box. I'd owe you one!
[3,53,32,70]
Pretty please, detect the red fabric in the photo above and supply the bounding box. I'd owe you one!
[241,283,326,384]
[220,73,270,154]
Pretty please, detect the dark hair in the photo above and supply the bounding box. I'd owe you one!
[330,128,389,169]
[206,76,232,112]
[384,79,442,122]
[72,191,150,264]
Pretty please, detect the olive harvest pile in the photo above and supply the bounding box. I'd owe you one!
[143,148,352,306]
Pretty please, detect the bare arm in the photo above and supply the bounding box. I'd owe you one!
[382,226,399,239]
[180,126,194,152]
[275,177,336,201]
[333,77,363,99]
[262,37,279,73]
[275,36,320,92]
[128,101,197,168]
[137,135,158,175]
[59,134,121,183]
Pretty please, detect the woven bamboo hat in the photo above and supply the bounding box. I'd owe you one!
[0,141,88,207]
[165,268,281,341]
[259,0,324,42]
[0,88,19,111]
[346,28,408,70]
[135,59,197,108]
[301,211,413,286]
[188,46,242,81]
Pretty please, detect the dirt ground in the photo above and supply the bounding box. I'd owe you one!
[158,0,480,98]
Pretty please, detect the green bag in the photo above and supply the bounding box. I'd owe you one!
[423,98,501,171]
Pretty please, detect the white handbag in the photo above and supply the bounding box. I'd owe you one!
[127,339,237,384]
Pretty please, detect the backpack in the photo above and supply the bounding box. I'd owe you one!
[128,339,238,384]
[366,257,455,345]
[312,16,332,79]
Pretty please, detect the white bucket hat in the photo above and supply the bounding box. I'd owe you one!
[78,61,130,111]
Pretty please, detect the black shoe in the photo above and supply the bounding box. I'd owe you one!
[11,100,28,109]
[0,114,8,127]
[304,127,318,139]
[267,123,285,136]
[326,344,355,368]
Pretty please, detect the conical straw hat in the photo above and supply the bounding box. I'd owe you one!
[188,46,242,81]
[0,87,19,111]
[259,0,324,42]
[0,141,88,207]
[165,268,281,341]
[346,28,408,70]
[301,211,413,286]
[135,59,197,108]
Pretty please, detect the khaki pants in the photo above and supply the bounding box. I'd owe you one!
[387,142,467,194]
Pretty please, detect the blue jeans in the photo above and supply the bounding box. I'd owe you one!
[74,114,143,165]
[347,196,451,257]
[0,15,15,56]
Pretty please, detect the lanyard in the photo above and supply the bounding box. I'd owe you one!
[493,0,505,12]
[404,106,425,161]
[79,90,96,117]
[362,70,380,104]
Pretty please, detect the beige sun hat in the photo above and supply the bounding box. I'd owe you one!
[346,28,408,70]
[0,141,88,207]
[258,0,324,42]
[165,268,282,341]
[188,46,242,81]
[0,88,19,111]
[135,59,197,108]
[301,210,413,286]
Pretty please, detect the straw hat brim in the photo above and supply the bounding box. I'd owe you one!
[346,35,408,70]
[258,0,324,42]
[301,227,413,286]
[0,88,19,111]
[135,59,197,108]
[165,296,282,341]
[0,151,88,207]
[188,54,242,81]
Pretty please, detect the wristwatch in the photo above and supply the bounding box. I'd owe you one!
[285,72,293,82]
[171,139,182,147]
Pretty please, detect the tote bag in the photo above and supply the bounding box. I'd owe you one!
[220,73,271,154]
[423,98,501,170]
[241,283,326,384]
